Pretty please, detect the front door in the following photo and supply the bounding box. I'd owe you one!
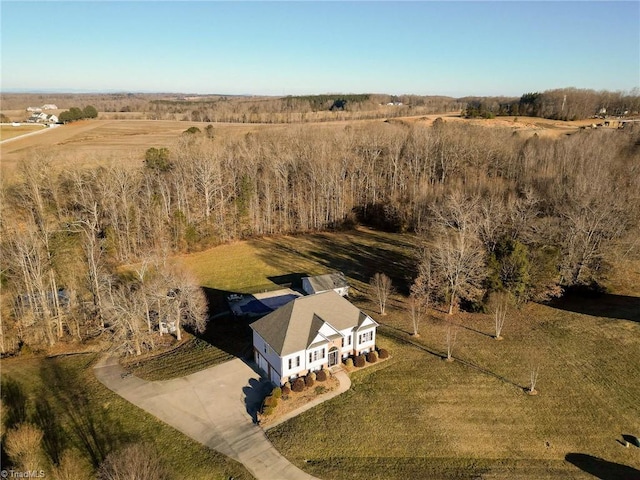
[328,348,339,367]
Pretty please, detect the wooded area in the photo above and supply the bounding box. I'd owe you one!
[1,119,638,356]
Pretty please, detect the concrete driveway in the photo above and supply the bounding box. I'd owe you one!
[94,356,319,480]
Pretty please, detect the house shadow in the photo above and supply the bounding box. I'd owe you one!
[267,272,309,291]
[242,377,273,424]
[546,290,640,323]
[565,453,640,480]
[196,287,255,360]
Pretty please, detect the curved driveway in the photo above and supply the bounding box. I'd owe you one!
[94,356,319,480]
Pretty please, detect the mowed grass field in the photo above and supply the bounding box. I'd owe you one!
[177,227,418,294]
[177,228,640,479]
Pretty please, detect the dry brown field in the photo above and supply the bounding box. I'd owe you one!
[0,123,47,141]
[0,119,289,181]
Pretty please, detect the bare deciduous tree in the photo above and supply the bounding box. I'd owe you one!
[429,232,486,315]
[410,250,436,336]
[370,272,393,316]
[97,443,170,480]
[445,323,457,362]
[488,291,511,340]
[4,423,45,472]
[51,449,92,480]
[528,363,540,395]
[408,295,423,337]
[158,263,208,341]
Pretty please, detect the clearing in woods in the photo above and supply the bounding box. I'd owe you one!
[176,229,639,480]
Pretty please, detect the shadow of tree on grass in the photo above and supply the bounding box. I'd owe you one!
[39,359,135,468]
[254,229,418,296]
[547,291,640,323]
[565,453,640,480]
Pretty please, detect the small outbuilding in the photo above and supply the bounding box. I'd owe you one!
[302,272,349,297]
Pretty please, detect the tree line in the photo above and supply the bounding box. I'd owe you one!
[1,120,638,356]
[464,87,640,120]
[58,105,98,123]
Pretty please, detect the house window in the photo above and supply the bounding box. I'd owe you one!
[289,356,301,370]
[348,335,352,345]
[359,331,373,344]
[309,350,323,363]
[341,338,344,348]
[263,343,267,353]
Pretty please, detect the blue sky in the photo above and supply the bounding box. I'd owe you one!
[1,1,638,96]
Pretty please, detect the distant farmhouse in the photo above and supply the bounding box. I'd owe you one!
[302,272,349,297]
[27,104,58,112]
[250,291,378,385]
[26,112,58,124]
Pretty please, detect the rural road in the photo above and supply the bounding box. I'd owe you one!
[0,123,60,144]
[94,356,324,480]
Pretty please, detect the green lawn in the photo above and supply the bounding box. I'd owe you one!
[176,227,640,478]
[0,354,253,479]
[178,227,418,294]
[266,298,640,479]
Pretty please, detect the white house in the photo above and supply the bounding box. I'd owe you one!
[27,113,58,124]
[250,291,378,385]
[41,104,58,110]
[302,272,349,297]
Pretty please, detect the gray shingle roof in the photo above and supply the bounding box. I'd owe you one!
[304,272,348,293]
[250,291,372,356]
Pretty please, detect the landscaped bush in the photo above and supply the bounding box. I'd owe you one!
[262,405,274,416]
[345,358,354,368]
[282,383,291,395]
[315,385,327,395]
[263,395,277,408]
[367,351,378,363]
[354,355,366,368]
[292,378,305,392]
[305,374,315,387]
[272,386,282,399]
[316,369,328,382]
[308,371,316,382]
[378,348,390,359]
